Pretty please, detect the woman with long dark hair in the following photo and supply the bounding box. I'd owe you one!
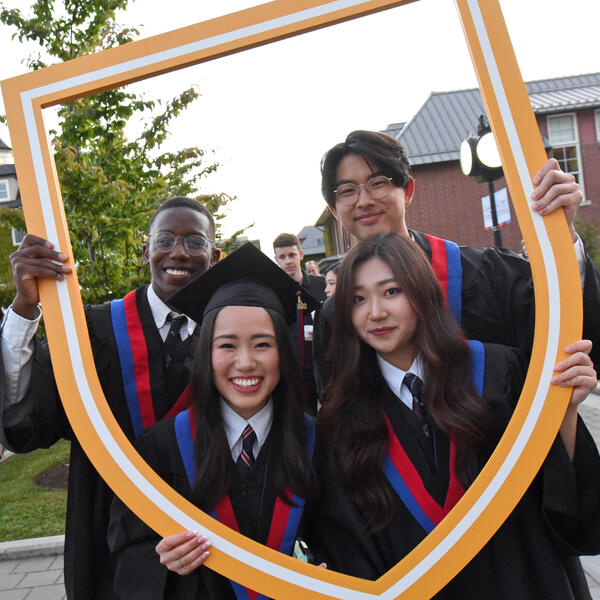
[318,233,600,598]
[108,243,322,599]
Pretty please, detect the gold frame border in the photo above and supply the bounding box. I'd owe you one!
[1,1,581,598]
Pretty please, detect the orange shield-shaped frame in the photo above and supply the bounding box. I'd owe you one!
[1,1,581,598]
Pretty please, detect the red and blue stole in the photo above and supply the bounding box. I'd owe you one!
[424,234,462,323]
[110,289,191,437]
[175,408,316,600]
[382,339,485,533]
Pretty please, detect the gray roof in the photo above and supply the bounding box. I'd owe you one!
[0,164,16,176]
[384,72,600,165]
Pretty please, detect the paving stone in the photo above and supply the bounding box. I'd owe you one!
[0,559,19,574]
[12,557,54,574]
[48,556,63,571]
[583,555,600,585]
[16,569,61,589]
[0,574,25,592]
[0,590,28,600]
[23,585,66,600]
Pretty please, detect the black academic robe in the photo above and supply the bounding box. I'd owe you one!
[312,230,600,395]
[0,286,196,600]
[108,415,323,600]
[313,343,600,599]
[289,271,327,414]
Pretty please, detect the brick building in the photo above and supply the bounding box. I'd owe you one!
[319,72,600,255]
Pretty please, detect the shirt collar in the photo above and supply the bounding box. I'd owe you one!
[220,397,274,451]
[146,284,197,337]
[377,353,423,407]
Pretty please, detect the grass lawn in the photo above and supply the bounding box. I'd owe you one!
[0,440,69,542]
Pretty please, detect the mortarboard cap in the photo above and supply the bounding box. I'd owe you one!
[168,242,319,325]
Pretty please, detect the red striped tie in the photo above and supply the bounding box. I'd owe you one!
[237,424,256,473]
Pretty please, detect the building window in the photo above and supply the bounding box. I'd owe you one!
[11,228,25,246]
[0,180,8,202]
[596,109,600,142]
[547,113,588,204]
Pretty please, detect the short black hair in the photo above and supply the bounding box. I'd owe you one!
[273,232,301,251]
[148,197,216,240]
[320,130,412,207]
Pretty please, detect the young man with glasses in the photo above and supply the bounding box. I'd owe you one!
[0,196,219,599]
[313,130,600,393]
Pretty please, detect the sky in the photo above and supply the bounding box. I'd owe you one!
[1,0,599,252]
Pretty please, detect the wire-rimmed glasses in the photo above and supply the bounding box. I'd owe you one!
[333,175,393,206]
[149,232,213,255]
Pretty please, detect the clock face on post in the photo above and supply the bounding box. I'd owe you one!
[1,1,583,598]
[460,138,474,176]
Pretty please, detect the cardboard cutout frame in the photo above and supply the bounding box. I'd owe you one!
[1,0,582,598]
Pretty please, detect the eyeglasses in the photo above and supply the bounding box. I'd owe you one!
[150,232,213,255]
[333,175,393,206]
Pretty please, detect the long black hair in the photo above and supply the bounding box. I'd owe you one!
[320,234,496,531]
[188,306,316,511]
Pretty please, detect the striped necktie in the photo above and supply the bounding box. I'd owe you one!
[403,372,431,438]
[236,424,257,475]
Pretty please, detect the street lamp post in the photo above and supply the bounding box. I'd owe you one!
[460,115,504,247]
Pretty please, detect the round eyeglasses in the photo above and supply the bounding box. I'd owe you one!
[150,232,213,255]
[333,175,393,206]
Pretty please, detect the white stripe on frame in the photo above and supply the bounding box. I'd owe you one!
[23,0,390,106]
[383,0,561,596]
[17,0,562,597]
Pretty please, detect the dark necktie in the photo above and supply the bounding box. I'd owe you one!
[403,373,431,437]
[164,314,187,368]
[236,424,257,477]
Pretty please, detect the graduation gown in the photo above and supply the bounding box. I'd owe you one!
[0,286,196,600]
[312,230,600,394]
[108,415,324,600]
[294,270,326,414]
[314,343,600,599]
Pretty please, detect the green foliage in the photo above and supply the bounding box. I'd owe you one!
[575,216,600,269]
[0,207,25,307]
[0,440,70,541]
[0,0,249,304]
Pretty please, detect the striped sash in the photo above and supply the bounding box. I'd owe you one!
[111,289,191,436]
[424,234,462,323]
[382,339,485,533]
[175,408,316,600]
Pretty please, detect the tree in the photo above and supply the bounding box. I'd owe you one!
[575,217,600,269]
[0,0,247,306]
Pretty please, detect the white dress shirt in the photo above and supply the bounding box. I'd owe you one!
[220,397,274,462]
[1,285,196,407]
[377,354,424,410]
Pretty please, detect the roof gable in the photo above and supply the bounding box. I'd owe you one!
[384,72,600,165]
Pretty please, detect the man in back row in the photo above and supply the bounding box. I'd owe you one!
[273,233,326,413]
[0,197,220,599]
[314,130,600,392]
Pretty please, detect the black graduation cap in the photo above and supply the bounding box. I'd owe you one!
[168,242,319,325]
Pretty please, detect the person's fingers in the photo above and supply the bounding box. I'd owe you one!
[11,242,68,263]
[532,158,560,187]
[155,531,196,554]
[531,184,582,216]
[551,365,596,387]
[156,533,211,575]
[12,257,71,282]
[553,342,593,373]
[17,234,55,249]
[563,339,593,355]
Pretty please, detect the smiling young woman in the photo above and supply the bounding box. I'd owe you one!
[108,243,325,600]
[317,233,600,599]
